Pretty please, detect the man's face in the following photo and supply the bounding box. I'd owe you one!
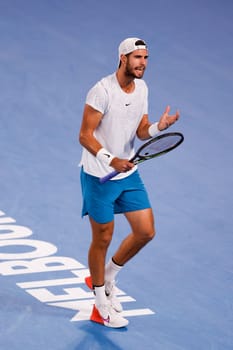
[124,49,148,79]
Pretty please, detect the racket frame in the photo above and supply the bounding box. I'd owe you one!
[131,132,184,164]
[99,132,184,183]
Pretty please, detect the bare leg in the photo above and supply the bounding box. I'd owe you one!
[88,217,114,286]
[113,208,155,266]
[88,218,129,327]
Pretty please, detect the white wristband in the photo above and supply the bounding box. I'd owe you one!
[148,122,160,137]
[96,148,115,166]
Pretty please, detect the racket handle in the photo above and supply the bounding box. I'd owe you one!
[99,170,119,184]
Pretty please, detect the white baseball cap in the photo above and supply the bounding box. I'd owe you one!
[118,37,148,60]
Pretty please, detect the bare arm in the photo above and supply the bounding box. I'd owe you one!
[79,104,134,173]
[137,106,180,140]
[79,104,103,155]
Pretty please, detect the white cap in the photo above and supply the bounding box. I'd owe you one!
[118,37,148,60]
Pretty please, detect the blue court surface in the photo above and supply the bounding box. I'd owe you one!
[0,1,232,349]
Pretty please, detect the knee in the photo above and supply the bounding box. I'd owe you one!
[91,225,113,249]
[98,233,112,249]
[137,226,156,245]
[144,227,156,242]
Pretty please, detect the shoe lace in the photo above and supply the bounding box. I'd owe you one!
[105,280,117,297]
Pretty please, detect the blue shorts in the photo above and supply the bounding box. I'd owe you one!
[80,168,151,224]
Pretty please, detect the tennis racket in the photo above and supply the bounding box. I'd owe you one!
[99,132,184,184]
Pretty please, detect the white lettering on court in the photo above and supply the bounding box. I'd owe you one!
[0,209,154,322]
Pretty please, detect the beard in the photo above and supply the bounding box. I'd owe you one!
[125,61,145,79]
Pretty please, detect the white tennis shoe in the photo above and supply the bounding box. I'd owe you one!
[90,302,128,328]
[85,276,123,313]
[105,280,123,313]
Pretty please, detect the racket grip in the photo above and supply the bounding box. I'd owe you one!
[99,170,119,184]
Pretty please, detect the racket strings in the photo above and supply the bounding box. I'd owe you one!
[139,135,182,158]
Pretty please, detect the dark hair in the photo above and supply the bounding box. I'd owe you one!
[134,39,147,47]
[118,40,147,68]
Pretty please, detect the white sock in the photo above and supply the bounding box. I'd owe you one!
[94,285,107,306]
[105,258,123,283]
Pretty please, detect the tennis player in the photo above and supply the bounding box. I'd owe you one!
[79,37,180,328]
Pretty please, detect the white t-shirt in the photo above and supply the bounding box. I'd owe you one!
[80,73,148,179]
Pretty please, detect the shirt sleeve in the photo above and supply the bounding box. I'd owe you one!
[85,81,108,114]
[142,81,148,115]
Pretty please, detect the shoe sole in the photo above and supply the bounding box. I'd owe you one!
[85,276,93,290]
[90,305,128,328]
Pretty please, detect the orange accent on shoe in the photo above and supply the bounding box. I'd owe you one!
[85,276,93,290]
[90,305,105,325]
